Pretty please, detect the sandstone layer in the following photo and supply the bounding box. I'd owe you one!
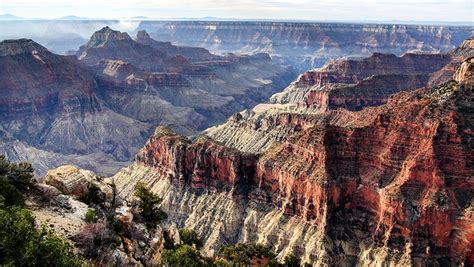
[79,27,295,134]
[205,46,463,154]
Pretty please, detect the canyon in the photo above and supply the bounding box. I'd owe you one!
[103,38,473,265]
[0,19,471,72]
[0,18,472,266]
[0,27,294,175]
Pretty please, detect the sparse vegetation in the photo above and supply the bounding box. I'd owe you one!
[83,183,105,205]
[284,253,301,267]
[85,208,99,223]
[72,222,120,258]
[161,244,211,267]
[179,228,203,248]
[217,243,278,266]
[0,156,82,266]
[160,228,208,266]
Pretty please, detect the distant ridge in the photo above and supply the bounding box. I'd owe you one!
[58,15,89,20]
[0,13,24,20]
[0,13,471,25]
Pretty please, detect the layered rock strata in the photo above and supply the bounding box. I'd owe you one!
[111,48,474,265]
[0,38,152,175]
[0,27,294,175]
[204,50,457,154]
[138,21,472,71]
[80,27,295,134]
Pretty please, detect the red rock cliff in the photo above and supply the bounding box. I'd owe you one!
[136,127,257,194]
[136,57,473,265]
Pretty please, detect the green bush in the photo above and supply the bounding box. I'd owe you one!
[218,243,277,266]
[179,228,203,248]
[284,253,301,267]
[0,207,82,266]
[0,156,82,266]
[162,245,210,266]
[0,155,33,188]
[0,155,33,208]
[219,243,252,265]
[85,208,98,224]
[0,176,25,207]
[134,182,167,226]
[83,184,105,205]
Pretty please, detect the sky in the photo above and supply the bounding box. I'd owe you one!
[0,0,473,22]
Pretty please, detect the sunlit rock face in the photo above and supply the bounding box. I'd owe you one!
[138,21,472,71]
[111,41,473,265]
[204,49,456,154]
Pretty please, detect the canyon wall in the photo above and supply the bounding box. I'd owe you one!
[138,21,472,71]
[0,38,152,175]
[111,40,474,265]
[203,48,460,153]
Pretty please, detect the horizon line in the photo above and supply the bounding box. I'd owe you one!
[0,13,473,26]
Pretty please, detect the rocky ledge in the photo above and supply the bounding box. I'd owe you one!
[0,38,49,56]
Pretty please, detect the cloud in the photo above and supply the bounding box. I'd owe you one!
[1,0,472,21]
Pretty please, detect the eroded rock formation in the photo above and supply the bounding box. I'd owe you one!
[80,27,296,134]
[45,165,96,198]
[0,38,152,175]
[111,41,474,265]
[0,28,294,175]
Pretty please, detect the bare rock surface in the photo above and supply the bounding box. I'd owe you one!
[138,21,472,72]
[45,165,96,198]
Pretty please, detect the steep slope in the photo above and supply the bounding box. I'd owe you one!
[0,39,152,175]
[80,27,295,134]
[205,50,455,153]
[138,21,472,71]
[273,52,450,108]
[135,30,218,62]
[76,26,167,70]
[111,42,473,265]
[0,26,296,174]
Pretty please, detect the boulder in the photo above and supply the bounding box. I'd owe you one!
[45,165,95,199]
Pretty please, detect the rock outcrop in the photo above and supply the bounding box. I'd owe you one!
[0,38,152,175]
[0,38,49,56]
[135,30,217,63]
[275,52,451,112]
[204,50,456,154]
[111,42,474,265]
[454,57,473,88]
[29,164,175,266]
[45,165,96,198]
